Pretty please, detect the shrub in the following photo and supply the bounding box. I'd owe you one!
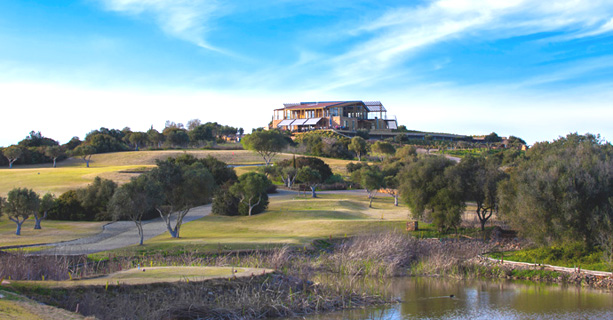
[212,188,240,216]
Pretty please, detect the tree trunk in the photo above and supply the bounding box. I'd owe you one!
[15,219,25,235]
[53,158,57,168]
[369,197,374,208]
[311,186,317,198]
[394,195,399,206]
[135,221,144,245]
[9,159,16,168]
[34,216,42,229]
[248,195,262,216]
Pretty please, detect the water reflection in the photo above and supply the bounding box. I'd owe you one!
[301,277,613,320]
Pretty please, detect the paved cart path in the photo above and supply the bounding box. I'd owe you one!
[36,204,213,255]
[33,189,374,255]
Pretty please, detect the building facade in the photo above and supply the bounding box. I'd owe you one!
[271,101,397,133]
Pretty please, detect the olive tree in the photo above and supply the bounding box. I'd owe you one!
[72,144,96,167]
[34,193,55,229]
[371,141,395,161]
[351,165,384,207]
[149,159,215,238]
[399,156,463,232]
[2,146,23,168]
[108,175,160,245]
[44,145,64,168]
[296,166,322,198]
[454,155,507,231]
[128,132,148,151]
[230,172,271,216]
[4,188,40,235]
[241,129,288,166]
[348,136,368,161]
[498,133,613,247]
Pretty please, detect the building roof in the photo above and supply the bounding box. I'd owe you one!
[281,101,367,110]
[364,101,386,112]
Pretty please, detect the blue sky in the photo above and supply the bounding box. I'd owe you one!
[1,0,613,146]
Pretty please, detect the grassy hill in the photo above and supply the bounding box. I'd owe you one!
[0,150,355,197]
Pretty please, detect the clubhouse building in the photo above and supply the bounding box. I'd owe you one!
[271,101,398,133]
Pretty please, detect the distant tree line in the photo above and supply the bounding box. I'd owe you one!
[0,121,243,168]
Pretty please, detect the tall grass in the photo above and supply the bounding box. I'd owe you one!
[410,239,493,277]
[321,232,417,277]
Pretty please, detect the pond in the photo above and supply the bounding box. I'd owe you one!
[302,277,613,320]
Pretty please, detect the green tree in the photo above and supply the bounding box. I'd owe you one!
[371,141,395,161]
[77,177,118,220]
[296,166,323,198]
[484,132,502,143]
[188,124,214,146]
[128,132,148,151]
[149,159,215,237]
[455,156,507,231]
[44,145,64,168]
[72,144,96,167]
[395,145,417,162]
[351,165,384,207]
[18,131,58,148]
[147,128,164,148]
[108,175,160,245]
[35,193,55,229]
[47,190,85,220]
[2,145,23,168]
[163,127,190,148]
[498,133,613,247]
[383,175,400,206]
[230,172,270,215]
[241,130,289,166]
[399,156,463,232]
[3,188,40,235]
[348,136,368,161]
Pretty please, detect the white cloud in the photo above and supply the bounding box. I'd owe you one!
[99,0,225,52]
[320,0,613,89]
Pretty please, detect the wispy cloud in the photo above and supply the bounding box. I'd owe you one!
[98,0,226,52]
[319,0,613,89]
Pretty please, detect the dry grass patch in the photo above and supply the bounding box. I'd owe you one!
[0,290,86,320]
[13,267,271,287]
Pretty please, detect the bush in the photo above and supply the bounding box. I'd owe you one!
[212,188,240,216]
[238,193,269,216]
[48,190,87,220]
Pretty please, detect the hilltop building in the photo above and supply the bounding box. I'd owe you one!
[271,100,398,134]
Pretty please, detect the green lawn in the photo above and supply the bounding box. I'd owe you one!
[102,193,409,256]
[0,150,356,197]
[0,216,105,247]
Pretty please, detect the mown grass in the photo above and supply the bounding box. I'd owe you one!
[98,194,409,256]
[0,150,355,196]
[0,165,148,197]
[0,216,105,247]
